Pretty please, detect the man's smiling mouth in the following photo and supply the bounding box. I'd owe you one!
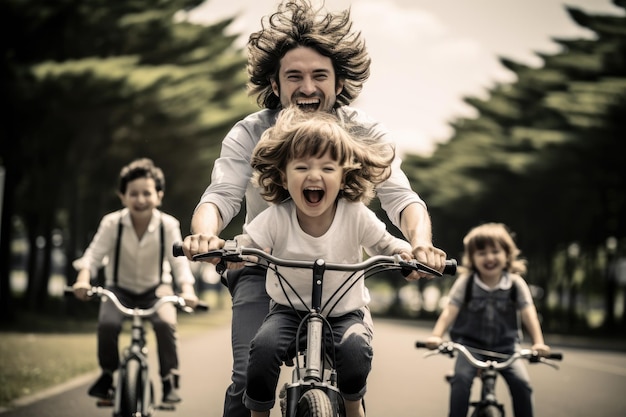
[296,98,321,112]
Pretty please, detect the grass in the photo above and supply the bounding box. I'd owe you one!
[0,332,98,405]
[0,293,232,408]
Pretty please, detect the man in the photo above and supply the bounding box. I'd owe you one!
[181,1,447,416]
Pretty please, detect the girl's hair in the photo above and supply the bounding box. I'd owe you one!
[118,158,165,194]
[460,222,527,275]
[247,0,370,109]
[251,107,394,204]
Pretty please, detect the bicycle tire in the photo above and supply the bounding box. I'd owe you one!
[296,389,336,417]
[472,404,503,417]
[119,358,142,417]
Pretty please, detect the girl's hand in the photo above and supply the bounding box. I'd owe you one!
[425,335,443,350]
[532,343,551,357]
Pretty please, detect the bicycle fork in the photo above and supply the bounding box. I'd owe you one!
[114,318,153,417]
[282,260,344,417]
[471,370,504,416]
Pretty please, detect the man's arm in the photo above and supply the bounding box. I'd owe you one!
[182,202,226,258]
[399,202,446,274]
[191,202,223,235]
[399,202,432,247]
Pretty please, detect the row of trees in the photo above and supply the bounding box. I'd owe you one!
[0,0,257,320]
[400,1,626,332]
[1,1,624,333]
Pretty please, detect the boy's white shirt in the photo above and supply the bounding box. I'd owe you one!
[73,208,195,293]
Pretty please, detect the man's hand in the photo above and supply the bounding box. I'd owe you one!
[182,233,225,264]
[404,243,447,281]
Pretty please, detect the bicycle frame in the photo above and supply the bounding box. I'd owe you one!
[180,240,456,417]
[73,286,201,417]
[470,365,504,417]
[112,302,157,417]
[416,341,562,417]
[281,258,346,417]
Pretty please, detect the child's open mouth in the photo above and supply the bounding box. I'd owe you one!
[304,188,324,204]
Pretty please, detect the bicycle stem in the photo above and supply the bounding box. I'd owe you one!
[304,259,326,382]
[311,259,325,313]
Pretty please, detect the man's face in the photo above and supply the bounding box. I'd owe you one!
[271,46,344,113]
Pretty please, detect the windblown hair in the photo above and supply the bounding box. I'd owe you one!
[250,107,394,204]
[460,222,527,276]
[247,0,370,109]
[118,158,165,194]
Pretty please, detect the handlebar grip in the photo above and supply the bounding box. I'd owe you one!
[415,341,428,349]
[548,352,563,360]
[173,242,184,257]
[401,259,458,277]
[443,259,457,276]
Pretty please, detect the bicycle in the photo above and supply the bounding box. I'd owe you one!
[65,286,208,417]
[174,239,456,417]
[414,341,563,417]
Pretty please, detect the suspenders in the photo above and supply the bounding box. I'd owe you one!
[113,213,165,286]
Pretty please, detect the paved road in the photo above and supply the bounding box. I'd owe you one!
[2,316,626,417]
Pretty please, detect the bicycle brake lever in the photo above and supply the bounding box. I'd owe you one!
[215,260,227,274]
[419,263,443,276]
[538,357,560,370]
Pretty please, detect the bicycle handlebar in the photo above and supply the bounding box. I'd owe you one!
[173,241,457,277]
[64,286,209,314]
[415,341,563,369]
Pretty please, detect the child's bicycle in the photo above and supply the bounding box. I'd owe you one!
[174,239,456,417]
[414,341,563,417]
[65,286,208,417]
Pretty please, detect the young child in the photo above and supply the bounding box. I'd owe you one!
[426,222,550,417]
[235,107,415,417]
[72,158,198,404]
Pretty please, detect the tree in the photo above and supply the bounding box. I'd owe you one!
[401,1,626,330]
[0,0,257,320]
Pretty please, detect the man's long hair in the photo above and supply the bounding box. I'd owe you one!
[248,0,371,109]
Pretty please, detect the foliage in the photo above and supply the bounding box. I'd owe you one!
[402,1,626,329]
[0,0,257,318]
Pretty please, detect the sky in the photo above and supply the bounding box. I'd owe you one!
[186,0,623,157]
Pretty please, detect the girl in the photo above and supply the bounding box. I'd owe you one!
[426,222,550,417]
[240,107,415,417]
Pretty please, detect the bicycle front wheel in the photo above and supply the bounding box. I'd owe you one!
[119,358,142,417]
[474,404,504,417]
[296,389,335,417]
